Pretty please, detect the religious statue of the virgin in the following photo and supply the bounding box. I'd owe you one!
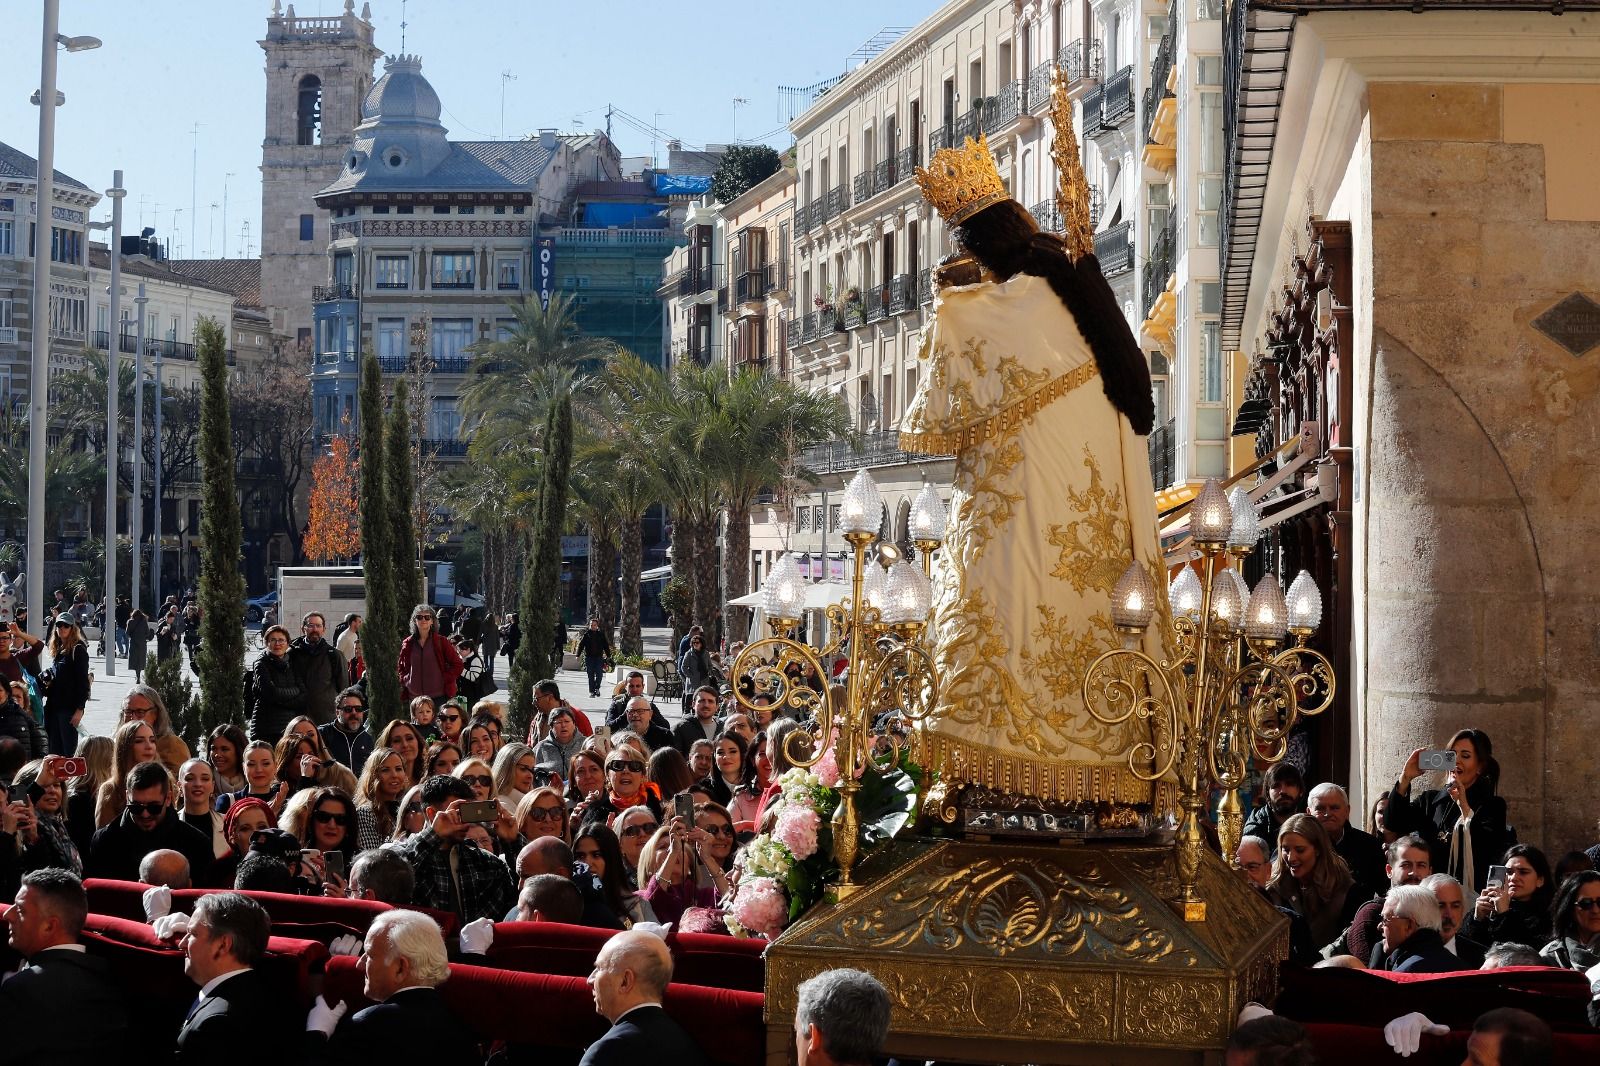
[905,85,1175,827]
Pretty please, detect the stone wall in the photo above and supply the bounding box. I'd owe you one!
[1363,82,1600,856]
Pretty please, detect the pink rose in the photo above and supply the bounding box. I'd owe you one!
[773,804,820,861]
[731,876,789,939]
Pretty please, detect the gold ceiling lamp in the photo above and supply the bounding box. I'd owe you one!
[734,468,942,898]
[1081,479,1335,920]
[1049,65,1096,262]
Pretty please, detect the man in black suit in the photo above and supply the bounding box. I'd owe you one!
[672,687,722,757]
[605,672,668,733]
[175,892,295,1066]
[619,697,675,754]
[0,868,129,1066]
[87,760,212,882]
[1425,873,1488,968]
[304,909,478,1064]
[580,930,708,1066]
[1308,782,1387,899]
[794,968,891,1066]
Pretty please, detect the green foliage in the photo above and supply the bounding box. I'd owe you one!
[710,145,782,205]
[658,578,691,627]
[508,393,574,741]
[386,379,421,608]
[360,355,403,724]
[193,318,246,732]
[147,652,201,751]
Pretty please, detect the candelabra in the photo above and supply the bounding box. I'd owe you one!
[1081,478,1334,920]
[733,470,944,898]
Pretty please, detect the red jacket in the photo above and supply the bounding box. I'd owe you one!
[397,633,465,702]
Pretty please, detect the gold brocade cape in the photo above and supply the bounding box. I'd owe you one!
[902,273,1175,809]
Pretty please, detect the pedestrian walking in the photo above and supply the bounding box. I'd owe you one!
[479,612,501,689]
[41,616,92,754]
[575,618,612,700]
[126,609,151,683]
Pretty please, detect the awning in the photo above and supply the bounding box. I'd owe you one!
[728,581,853,612]
[639,565,672,583]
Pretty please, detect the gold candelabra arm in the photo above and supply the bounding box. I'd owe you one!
[1272,641,1336,717]
[1081,646,1184,784]
[859,638,941,773]
[730,636,834,768]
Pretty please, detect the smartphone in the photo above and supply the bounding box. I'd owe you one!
[457,799,498,824]
[322,851,346,881]
[5,782,26,805]
[57,757,88,778]
[674,793,694,826]
[1486,864,1509,889]
[1417,748,1457,772]
[300,848,323,882]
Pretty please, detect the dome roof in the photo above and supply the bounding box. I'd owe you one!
[359,54,442,129]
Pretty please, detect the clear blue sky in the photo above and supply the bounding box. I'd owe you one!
[0,0,935,259]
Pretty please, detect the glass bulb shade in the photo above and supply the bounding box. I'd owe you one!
[909,482,948,544]
[861,558,888,611]
[880,560,931,625]
[1190,478,1233,544]
[1111,562,1156,630]
[1209,568,1243,631]
[1244,572,1288,641]
[762,552,807,621]
[1227,486,1261,550]
[1286,570,1323,632]
[1170,566,1203,622]
[839,468,883,535]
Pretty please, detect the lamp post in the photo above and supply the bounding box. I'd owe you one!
[151,338,164,606]
[101,170,124,676]
[129,283,146,612]
[25,2,101,620]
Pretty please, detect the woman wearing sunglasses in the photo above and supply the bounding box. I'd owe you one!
[399,604,464,706]
[611,805,659,889]
[573,824,656,927]
[435,698,468,746]
[636,807,730,927]
[281,785,358,889]
[493,742,540,808]
[515,785,568,845]
[575,750,664,832]
[1539,870,1600,972]
[391,784,427,843]
[41,615,91,754]
[454,757,522,857]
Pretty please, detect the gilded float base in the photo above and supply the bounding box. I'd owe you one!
[764,837,1287,1065]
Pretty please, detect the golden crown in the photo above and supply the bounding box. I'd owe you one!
[915,133,1009,226]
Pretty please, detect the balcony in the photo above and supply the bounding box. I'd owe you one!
[1142,215,1177,322]
[800,429,952,475]
[421,438,470,458]
[677,263,723,299]
[1144,31,1176,146]
[787,318,803,348]
[864,285,889,324]
[312,282,356,302]
[807,200,826,231]
[887,273,915,315]
[1101,66,1136,129]
[735,266,772,305]
[873,159,896,196]
[1057,38,1103,85]
[1148,418,1176,492]
[794,207,811,237]
[1029,201,1063,234]
[1026,60,1055,113]
[1094,220,1135,278]
[987,79,1023,130]
[825,185,848,220]
[840,297,865,330]
[377,354,472,375]
[919,267,934,306]
[854,173,872,206]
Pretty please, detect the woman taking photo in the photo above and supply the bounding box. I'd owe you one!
[702,733,760,827]
[376,719,426,786]
[177,757,230,862]
[454,757,521,857]
[207,724,249,795]
[119,686,189,774]
[1461,844,1554,948]
[693,800,737,874]
[41,616,91,754]
[399,604,463,705]
[221,740,285,816]
[246,626,306,741]
[13,758,82,875]
[281,785,358,883]
[355,747,408,849]
[275,721,358,796]
[1541,870,1600,972]
[1266,813,1362,950]
[573,824,655,927]
[1384,729,1511,897]
[636,814,729,926]
[95,721,161,829]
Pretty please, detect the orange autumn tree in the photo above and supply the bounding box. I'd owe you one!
[303,430,361,562]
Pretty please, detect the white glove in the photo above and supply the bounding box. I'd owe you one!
[327,933,363,957]
[1237,1002,1274,1025]
[152,913,190,941]
[306,994,348,1036]
[142,885,172,921]
[1586,959,1600,997]
[632,921,672,941]
[458,917,495,955]
[1383,1011,1449,1057]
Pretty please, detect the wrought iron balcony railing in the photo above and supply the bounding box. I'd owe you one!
[1095,220,1135,278]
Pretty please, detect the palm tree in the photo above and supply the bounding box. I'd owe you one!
[696,368,850,643]
[0,408,101,544]
[566,432,622,636]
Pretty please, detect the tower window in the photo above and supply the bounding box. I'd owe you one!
[299,214,314,241]
[297,74,322,146]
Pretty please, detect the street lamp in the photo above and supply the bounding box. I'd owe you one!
[100,171,126,676]
[25,3,100,621]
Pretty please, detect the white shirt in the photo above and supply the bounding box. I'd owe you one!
[613,1002,664,1026]
[1443,936,1459,955]
[198,967,252,1001]
[33,943,87,955]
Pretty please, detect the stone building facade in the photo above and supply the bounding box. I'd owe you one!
[1224,3,1600,852]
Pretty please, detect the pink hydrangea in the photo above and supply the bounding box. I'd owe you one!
[731,876,790,939]
[813,735,842,787]
[773,804,820,861]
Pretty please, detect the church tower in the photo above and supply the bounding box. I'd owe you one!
[259,0,381,350]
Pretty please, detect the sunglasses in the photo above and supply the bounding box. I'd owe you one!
[460,774,492,788]
[607,760,645,774]
[528,806,564,822]
[312,809,349,825]
[127,800,165,816]
[620,823,655,838]
[54,620,73,628]
[1575,898,1600,912]
[339,704,366,714]
[439,714,461,722]
[417,615,435,621]
[700,823,735,837]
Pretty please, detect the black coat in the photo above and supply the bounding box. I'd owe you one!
[1460,897,1551,949]
[1331,824,1388,900]
[307,987,479,1066]
[0,695,47,758]
[246,651,306,741]
[175,969,297,1066]
[1242,802,1289,846]
[41,642,90,719]
[671,716,719,757]
[287,636,347,726]
[86,805,213,884]
[578,1005,709,1066]
[1374,927,1464,974]
[1383,776,1510,892]
[0,947,130,1066]
[576,629,612,661]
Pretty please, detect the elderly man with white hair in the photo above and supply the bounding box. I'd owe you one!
[1421,872,1488,968]
[581,929,708,1065]
[1307,781,1387,898]
[1373,883,1458,974]
[304,909,478,1062]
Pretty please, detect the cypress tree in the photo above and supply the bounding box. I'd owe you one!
[386,378,421,608]
[193,318,245,731]
[360,355,402,723]
[509,392,573,738]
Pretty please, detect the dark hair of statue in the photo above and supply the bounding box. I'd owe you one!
[950,199,1155,435]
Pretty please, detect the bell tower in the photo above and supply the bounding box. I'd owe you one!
[259,0,381,351]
